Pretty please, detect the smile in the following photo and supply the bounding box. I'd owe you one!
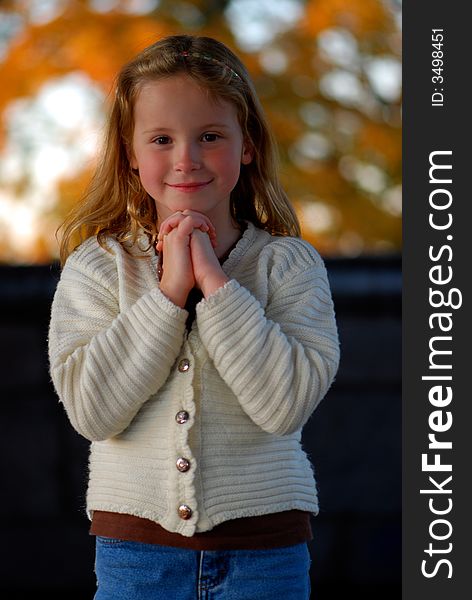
[167,179,213,192]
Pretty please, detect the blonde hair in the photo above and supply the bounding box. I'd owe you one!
[58,34,300,266]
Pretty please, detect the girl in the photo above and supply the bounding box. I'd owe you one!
[49,35,340,600]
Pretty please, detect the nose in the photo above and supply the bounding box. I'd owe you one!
[174,141,201,173]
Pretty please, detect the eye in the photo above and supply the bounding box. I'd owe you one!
[153,135,171,145]
[201,133,220,142]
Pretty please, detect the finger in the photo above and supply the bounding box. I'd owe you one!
[179,209,215,230]
[199,226,217,246]
[181,217,216,239]
[156,232,169,252]
[159,213,212,239]
[157,212,185,239]
[178,214,202,237]
[158,219,180,239]
[188,224,217,246]
[181,209,216,234]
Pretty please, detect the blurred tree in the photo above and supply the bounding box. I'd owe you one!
[0,0,401,262]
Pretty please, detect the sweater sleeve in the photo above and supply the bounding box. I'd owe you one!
[195,244,340,436]
[48,244,188,442]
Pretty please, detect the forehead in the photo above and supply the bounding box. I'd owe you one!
[133,75,239,126]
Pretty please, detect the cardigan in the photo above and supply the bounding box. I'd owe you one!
[88,239,311,550]
[48,221,340,537]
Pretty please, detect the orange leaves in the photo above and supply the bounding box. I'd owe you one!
[302,0,397,38]
[356,120,402,168]
[0,5,170,115]
[0,0,401,262]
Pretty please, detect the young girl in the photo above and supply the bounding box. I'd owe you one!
[49,34,340,600]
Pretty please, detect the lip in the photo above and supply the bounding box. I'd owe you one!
[167,179,213,192]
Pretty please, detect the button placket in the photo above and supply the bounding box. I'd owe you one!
[175,347,195,524]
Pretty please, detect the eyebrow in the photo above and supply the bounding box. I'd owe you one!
[142,123,232,134]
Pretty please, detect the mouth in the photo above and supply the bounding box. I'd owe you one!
[167,179,213,192]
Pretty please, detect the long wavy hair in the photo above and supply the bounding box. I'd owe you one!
[58,34,300,266]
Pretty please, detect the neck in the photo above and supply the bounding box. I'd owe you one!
[210,212,243,259]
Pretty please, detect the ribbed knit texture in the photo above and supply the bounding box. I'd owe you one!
[48,222,340,536]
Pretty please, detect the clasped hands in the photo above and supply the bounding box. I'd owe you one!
[156,209,229,308]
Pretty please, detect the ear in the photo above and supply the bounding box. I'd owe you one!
[241,139,253,165]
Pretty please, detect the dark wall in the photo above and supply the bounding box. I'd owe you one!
[0,256,401,599]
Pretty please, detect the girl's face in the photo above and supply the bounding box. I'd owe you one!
[130,75,253,226]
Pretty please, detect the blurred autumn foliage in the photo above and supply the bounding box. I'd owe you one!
[0,0,401,263]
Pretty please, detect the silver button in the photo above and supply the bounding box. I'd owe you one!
[175,410,189,424]
[176,457,191,472]
[178,358,190,372]
[178,504,193,520]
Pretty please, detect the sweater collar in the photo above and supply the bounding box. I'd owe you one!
[220,221,257,274]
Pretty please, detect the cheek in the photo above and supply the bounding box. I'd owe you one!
[136,154,165,185]
[135,163,152,190]
[214,149,243,185]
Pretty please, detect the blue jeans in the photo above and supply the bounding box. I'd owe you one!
[94,537,311,600]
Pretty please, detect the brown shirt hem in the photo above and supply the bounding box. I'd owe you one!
[90,510,313,551]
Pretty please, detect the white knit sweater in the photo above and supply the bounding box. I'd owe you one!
[48,222,340,537]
